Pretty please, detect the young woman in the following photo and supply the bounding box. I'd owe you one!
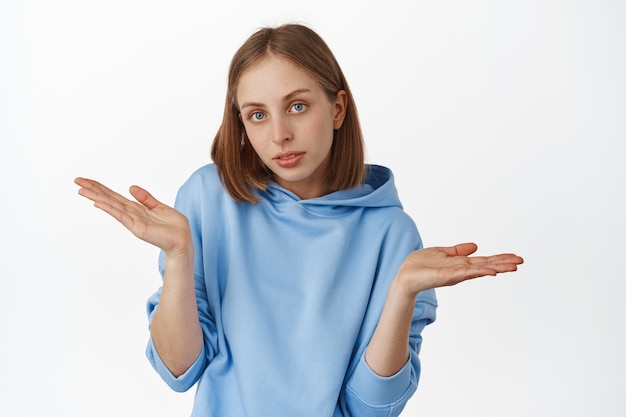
[75,24,523,417]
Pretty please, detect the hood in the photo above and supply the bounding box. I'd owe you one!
[261,165,403,213]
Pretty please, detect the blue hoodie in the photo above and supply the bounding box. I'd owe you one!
[146,164,437,417]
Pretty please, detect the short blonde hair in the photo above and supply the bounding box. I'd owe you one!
[211,24,365,203]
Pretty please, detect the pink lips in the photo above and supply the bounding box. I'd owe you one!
[273,151,304,168]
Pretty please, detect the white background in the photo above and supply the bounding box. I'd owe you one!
[1,0,625,416]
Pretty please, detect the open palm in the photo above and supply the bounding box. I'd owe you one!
[396,243,524,295]
[75,177,191,256]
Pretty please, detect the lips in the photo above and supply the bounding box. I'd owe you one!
[273,151,305,168]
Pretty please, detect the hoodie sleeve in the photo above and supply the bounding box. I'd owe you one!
[144,171,220,392]
[340,204,438,416]
[342,290,437,416]
[145,288,209,392]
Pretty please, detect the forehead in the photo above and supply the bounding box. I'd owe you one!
[236,55,321,104]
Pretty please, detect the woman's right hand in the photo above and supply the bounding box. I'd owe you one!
[74,177,192,257]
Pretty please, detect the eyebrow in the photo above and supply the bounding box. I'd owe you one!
[240,88,312,110]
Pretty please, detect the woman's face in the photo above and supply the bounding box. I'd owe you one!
[237,55,347,200]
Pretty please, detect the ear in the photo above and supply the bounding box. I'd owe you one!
[333,90,348,130]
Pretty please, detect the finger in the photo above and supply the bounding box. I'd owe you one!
[75,177,131,207]
[469,254,524,267]
[459,262,521,281]
[495,264,519,273]
[91,196,153,236]
[494,254,524,267]
[76,178,148,227]
[129,185,161,210]
[440,265,498,285]
[471,261,521,276]
[464,267,498,279]
[92,199,132,223]
[75,177,113,194]
[438,242,478,257]
[75,177,104,199]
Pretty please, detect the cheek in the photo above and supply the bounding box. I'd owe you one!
[243,125,263,145]
[244,131,270,160]
[308,115,333,136]
[246,135,263,152]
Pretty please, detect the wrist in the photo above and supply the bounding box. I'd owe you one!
[162,242,195,285]
[164,242,194,267]
[393,259,431,298]
[388,278,419,306]
[163,230,194,258]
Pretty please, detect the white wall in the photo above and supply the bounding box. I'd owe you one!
[1,0,624,415]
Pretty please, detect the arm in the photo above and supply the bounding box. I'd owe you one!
[366,243,524,376]
[364,279,418,377]
[342,290,435,417]
[75,178,203,376]
[149,242,203,377]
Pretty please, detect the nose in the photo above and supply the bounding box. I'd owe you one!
[270,115,293,145]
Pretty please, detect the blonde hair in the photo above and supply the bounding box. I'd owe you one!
[211,24,365,203]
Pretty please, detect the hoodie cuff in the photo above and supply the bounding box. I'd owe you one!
[146,337,206,392]
[346,350,416,406]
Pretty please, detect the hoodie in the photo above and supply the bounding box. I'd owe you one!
[146,164,437,417]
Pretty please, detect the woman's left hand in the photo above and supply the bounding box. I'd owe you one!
[395,243,524,296]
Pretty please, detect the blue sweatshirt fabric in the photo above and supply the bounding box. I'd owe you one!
[146,163,437,417]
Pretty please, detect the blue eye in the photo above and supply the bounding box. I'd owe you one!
[251,112,265,121]
[291,103,306,112]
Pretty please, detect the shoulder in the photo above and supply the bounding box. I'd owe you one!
[173,163,235,213]
[180,163,219,188]
[382,209,422,253]
[176,164,224,198]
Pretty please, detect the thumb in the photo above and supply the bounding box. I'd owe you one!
[443,242,478,257]
[129,185,161,210]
